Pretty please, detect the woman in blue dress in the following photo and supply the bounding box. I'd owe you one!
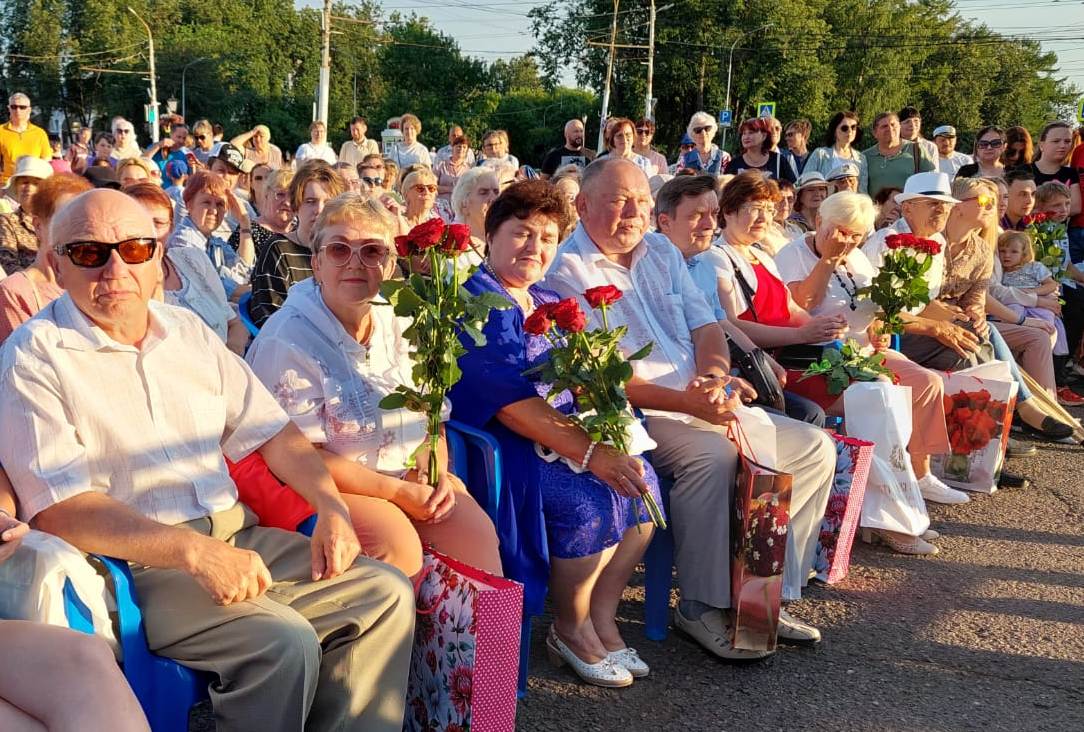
[450,180,664,688]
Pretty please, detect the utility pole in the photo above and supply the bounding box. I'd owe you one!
[597,0,620,153]
[317,0,331,124]
[127,6,159,143]
[722,22,772,152]
[645,0,656,120]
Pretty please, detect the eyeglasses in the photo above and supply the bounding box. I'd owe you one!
[194,134,206,141]
[635,127,651,134]
[692,125,714,135]
[966,194,995,209]
[115,128,133,134]
[361,176,384,186]
[8,104,29,110]
[738,203,775,217]
[837,124,857,132]
[321,242,391,268]
[976,139,1004,149]
[56,238,157,268]
[412,184,437,194]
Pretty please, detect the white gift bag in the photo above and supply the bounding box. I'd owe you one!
[843,382,930,536]
[0,530,118,653]
[931,361,1017,494]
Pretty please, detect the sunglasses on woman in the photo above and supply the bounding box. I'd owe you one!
[966,194,995,208]
[692,125,714,135]
[412,184,438,194]
[837,123,857,132]
[976,139,1004,149]
[361,176,384,186]
[56,238,157,268]
[322,242,391,268]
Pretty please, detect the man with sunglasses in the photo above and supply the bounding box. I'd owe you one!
[0,93,51,187]
[0,187,415,732]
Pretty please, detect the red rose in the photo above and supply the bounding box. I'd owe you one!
[885,233,917,250]
[394,235,411,258]
[523,305,554,335]
[399,218,445,255]
[442,222,472,254]
[584,285,623,308]
[552,297,587,333]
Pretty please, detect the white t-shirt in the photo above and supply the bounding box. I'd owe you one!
[774,234,880,345]
[293,142,337,166]
[390,142,432,169]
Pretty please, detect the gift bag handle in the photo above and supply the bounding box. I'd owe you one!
[726,416,760,465]
[414,562,453,616]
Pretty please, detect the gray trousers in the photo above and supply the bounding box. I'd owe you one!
[130,503,415,732]
[647,412,835,607]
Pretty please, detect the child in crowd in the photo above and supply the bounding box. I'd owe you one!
[997,230,1067,355]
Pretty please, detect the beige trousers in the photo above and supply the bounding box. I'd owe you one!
[129,503,415,732]
[646,412,835,606]
[994,321,1057,397]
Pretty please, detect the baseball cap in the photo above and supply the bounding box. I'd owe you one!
[932,125,957,138]
[213,143,255,174]
[827,163,860,181]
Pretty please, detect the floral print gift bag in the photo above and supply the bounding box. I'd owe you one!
[813,435,874,584]
[405,547,523,732]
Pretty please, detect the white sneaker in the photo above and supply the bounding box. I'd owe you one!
[917,473,970,504]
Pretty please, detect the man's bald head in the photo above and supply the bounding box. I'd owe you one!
[581,157,647,197]
[564,119,585,149]
[50,189,156,252]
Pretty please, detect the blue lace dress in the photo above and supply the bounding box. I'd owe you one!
[450,268,663,615]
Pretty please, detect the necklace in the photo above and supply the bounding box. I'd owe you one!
[811,236,858,310]
[481,259,533,314]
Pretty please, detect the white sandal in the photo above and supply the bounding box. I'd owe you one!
[545,626,633,688]
[607,647,650,677]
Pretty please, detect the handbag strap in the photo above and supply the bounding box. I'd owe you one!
[912,141,920,175]
[725,413,760,465]
[723,249,759,321]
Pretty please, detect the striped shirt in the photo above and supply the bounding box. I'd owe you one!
[249,235,313,327]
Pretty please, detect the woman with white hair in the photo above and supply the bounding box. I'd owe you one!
[774,191,951,555]
[677,111,730,174]
[451,165,503,263]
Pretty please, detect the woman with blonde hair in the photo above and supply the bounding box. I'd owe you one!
[400,165,440,229]
[191,118,216,165]
[116,156,154,188]
[392,113,431,168]
[480,129,519,169]
[678,110,729,173]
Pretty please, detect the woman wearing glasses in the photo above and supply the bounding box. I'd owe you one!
[678,111,730,174]
[632,118,669,174]
[956,126,1006,179]
[246,194,501,580]
[599,117,656,177]
[401,166,440,229]
[435,134,471,218]
[190,119,217,166]
[803,111,869,193]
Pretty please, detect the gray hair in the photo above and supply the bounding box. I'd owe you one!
[451,166,499,220]
[817,191,876,233]
[8,92,29,106]
[687,111,716,138]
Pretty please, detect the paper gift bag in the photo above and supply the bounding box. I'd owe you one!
[727,420,791,652]
[843,381,930,536]
[813,435,874,584]
[404,547,523,732]
[931,361,1018,493]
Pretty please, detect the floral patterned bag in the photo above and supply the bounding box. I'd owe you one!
[813,435,874,584]
[931,362,1017,494]
[405,547,523,732]
[727,420,792,652]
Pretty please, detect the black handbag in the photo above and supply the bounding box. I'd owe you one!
[727,335,786,412]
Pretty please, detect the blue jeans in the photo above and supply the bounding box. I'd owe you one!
[989,324,1033,402]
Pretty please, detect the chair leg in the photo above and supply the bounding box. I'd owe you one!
[517,616,532,699]
[643,528,674,642]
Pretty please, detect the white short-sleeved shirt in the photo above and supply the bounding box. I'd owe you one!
[774,234,880,345]
[165,246,235,342]
[705,239,788,315]
[543,224,717,400]
[862,218,946,307]
[390,142,432,169]
[293,142,337,166]
[245,278,448,474]
[168,217,253,298]
[0,295,289,523]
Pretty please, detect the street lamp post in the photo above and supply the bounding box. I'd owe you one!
[181,57,209,121]
[721,22,772,152]
[127,6,159,143]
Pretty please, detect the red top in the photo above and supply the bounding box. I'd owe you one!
[737,262,792,326]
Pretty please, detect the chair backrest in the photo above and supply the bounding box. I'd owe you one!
[237,291,260,337]
[445,419,503,522]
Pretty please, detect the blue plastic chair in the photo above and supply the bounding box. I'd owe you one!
[642,475,675,641]
[237,291,260,337]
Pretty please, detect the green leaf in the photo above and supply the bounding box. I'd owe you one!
[390,287,424,317]
[626,341,654,361]
[378,392,408,409]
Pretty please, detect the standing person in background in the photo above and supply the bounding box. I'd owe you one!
[678,111,729,174]
[338,116,380,168]
[633,119,669,175]
[230,125,285,169]
[145,122,190,177]
[390,113,431,168]
[435,134,472,218]
[435,124,476,166]
[66,126,93,173]
[0,93,51,186]
[804,111,868,193]
[863,111,935,198]
[47,134,72,174]
[725,118,796,184]
[1003,126,1034,169]
[479,129,519,169]
[599,118,655,177]
[190,119,217,165]
[782,119,811,176]
[898,106,939,163]
[109,117,142,161]
[540,119,595,176]
[955,126,1006,179]
[294,121,337,167]
[1030,121,1081,216]
[933,125,973,176]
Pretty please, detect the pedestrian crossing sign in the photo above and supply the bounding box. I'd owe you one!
[757,102,776,119]
[1078,98,1084,123]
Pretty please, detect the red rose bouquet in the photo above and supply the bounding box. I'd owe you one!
[523,286,666,528]
[379,220,510,486]
[861,232,942,334]
[1022,212,1070,283]
[943,388,1007,455]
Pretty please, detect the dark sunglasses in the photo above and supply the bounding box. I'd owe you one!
[9,104,29,110]
[57,238,157,268]
[692,125,714,134]
[194,134,206,141]
[976,139,1004,149]
[635,127,651,134]
[837,123,857,132]
[322,242,391,268]
[361,176,384,186]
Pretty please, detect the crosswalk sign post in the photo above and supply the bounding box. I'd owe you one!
[718,109,733,128]
[757,102,776,119]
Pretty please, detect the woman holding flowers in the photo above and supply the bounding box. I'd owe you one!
[246,193,501,581]
[450,180,663,688]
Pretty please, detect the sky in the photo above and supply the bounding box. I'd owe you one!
[306,1,1084,112]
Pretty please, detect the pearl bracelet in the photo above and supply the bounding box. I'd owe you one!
[580,441,599,472]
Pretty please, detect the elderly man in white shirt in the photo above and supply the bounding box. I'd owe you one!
[544,158,834,658]
[0,189,414,732]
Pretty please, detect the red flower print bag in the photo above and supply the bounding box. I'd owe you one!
[813,435,874,584]
[405,547,523,732]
